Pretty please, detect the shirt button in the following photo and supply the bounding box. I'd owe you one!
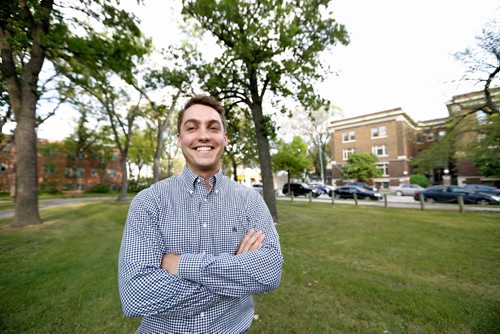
[201,251,206,255]
[215,190,219,194]
[202,223,208,228]
[200,312,205,318]
[203,198,207,202]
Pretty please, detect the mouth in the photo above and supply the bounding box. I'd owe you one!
[194,146,213,152]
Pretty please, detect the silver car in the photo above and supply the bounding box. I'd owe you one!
[390,184,425,196]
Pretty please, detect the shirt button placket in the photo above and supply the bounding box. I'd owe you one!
[199,193,210,255]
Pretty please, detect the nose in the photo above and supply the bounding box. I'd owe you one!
[197,126,211,141]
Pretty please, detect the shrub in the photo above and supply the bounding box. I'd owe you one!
[87,183,111,193]
[410,174,429,187]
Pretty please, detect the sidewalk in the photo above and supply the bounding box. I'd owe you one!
[0,197,118,220]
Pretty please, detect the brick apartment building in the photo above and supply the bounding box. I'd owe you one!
[0,137,122,195]
[328,88,500,190]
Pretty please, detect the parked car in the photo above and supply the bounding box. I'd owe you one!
[389,183,425,196]
[413,185,500,205]
[333,185,383,200]
[309,183,334,197]
[282,182,320,197]
[463,184,500,196]
[250,183,280,196]
[347,181,377,192]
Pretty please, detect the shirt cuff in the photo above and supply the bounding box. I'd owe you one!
[178,253,204,283]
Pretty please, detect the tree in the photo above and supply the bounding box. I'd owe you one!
[183,0,348,222]
[411,19,500,181]
[454,18,499,115]
[136,46,197,184]
[342,153,382,182]
[222,105,259,181]
[469,113,500,177]
[272,136,313,194]
[128,128,155,180]
[0,0,148,226]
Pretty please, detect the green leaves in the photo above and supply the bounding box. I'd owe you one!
[342,152,382,182]
[272,136,313,177]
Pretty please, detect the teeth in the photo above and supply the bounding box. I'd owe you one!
[197,147,212,151]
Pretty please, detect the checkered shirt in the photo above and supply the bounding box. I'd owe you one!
[118,166,283,333]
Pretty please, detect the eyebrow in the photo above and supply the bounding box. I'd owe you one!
[183,119,222,127]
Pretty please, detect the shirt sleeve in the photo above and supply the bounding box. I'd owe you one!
[118,190,223,318]
[177,191,283,298]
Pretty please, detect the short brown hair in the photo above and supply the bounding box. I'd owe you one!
[177,95,227,133]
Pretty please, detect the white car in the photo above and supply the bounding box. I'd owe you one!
[390,184,425,196]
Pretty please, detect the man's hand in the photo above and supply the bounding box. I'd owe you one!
[161,253,180,276]
[237,228,265,255]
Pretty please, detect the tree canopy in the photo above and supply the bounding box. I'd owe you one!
[342,152,382,182]
[183,0,348,222]
[0,0,149,226]
[272,136,313,185]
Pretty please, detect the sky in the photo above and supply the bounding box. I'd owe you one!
[9,0,498,140]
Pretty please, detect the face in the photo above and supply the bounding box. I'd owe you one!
[178,104,228,178]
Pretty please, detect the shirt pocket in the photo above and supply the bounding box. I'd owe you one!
[215,208,248,255]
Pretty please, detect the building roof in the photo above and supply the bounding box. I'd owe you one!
[328,107,418,131]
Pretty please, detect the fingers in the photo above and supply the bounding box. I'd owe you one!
[236,228,265,255]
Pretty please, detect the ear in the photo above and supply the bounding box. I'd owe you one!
[177,134,181,146]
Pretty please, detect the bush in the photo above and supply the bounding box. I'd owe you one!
[410,174,429,187]
[39,182,61,195]
[87,183,111,193]
[128,178,151,193]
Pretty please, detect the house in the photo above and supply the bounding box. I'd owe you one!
[0,136,122,195]
[328,88,500,189]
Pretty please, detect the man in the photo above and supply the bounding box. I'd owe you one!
[118,95,283,333]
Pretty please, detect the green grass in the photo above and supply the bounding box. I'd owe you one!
[0,201,498,333]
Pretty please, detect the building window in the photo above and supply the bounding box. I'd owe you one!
[342,130,356,142]
[0,163,6,172]
[427,132,435,142]
[90,168,97,177]
[342,148,355,160]
[372,144,388,157]
[76,168,85,177]
[112,153,119,161]
[107,168,118,177]
[65,168,74,177]
[371,125,387,138]
[376,163,389,176]
[438,130,446,138]
[44,164,55,175]
[416,134,424,144]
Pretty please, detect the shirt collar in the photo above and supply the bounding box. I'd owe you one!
[180,166,224,192]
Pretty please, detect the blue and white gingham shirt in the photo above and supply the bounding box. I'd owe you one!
[118,166,283,333]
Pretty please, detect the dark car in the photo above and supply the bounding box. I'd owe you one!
[309,183,334,197]
[282,182,320,197]
[413,185,500,205]
[347,182,377,192]
[333,185,383,200]
[463,184,500,196]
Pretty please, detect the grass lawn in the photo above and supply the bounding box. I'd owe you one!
[0,201,498,333]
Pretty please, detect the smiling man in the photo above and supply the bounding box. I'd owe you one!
[118,95,283,333]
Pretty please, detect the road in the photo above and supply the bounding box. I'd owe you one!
[277,194,500,213]
[1,194,499,220]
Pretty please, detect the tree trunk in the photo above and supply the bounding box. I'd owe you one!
[13,101,41,226]
[249,102,278,223]
[232,157,238,182]
[117,155,128,201]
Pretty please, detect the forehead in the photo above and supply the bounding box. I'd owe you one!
[182,104,222,124]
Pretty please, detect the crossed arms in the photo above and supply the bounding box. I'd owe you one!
[118,190,283,318]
